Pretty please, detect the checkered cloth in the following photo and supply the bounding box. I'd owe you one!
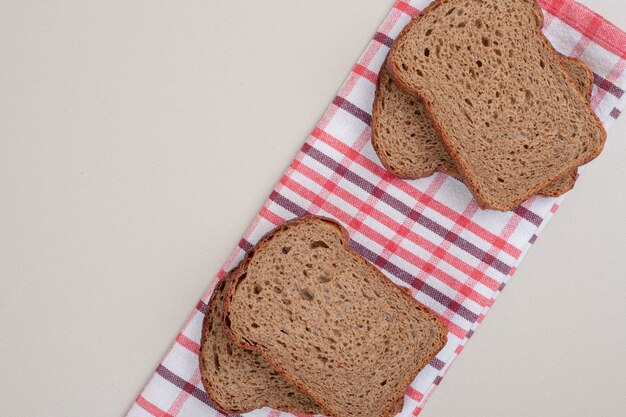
[126,1,626,416]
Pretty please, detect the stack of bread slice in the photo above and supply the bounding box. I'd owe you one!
[200,216,448,417]
[372,0,606,211]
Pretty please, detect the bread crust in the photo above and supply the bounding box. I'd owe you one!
[387,0,606,210]
[222,215,448,417]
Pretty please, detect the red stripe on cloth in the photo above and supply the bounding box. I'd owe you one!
[259,205,285,226]
[539,0,626,59]
[337,29,383,101]
[353,63,379,84]
[176,334,200,354]
[405,386,424,402]
[395,0,421,17]
[136,395,174,417]
[551,203,559,213]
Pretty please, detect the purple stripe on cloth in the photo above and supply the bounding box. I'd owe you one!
[430,357,446,371]
[513,205,544,227]
[611,107,622,118]
[332,96,372,125]
[156,365,212,406]
[269,190,310,217]
[196,300,208,315]
[238,238,254,252]
[594,72,625,98]
[374,31,395,47]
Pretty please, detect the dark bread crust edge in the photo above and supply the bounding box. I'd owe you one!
[221,215,448,417]
[199,275,322,415]
[372,54,589,197]
[199,278,244,415]
[387,0,606,211]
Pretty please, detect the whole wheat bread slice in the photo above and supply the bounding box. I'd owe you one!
[199,273,323,415]
[388,0,606,210]
[372,54,592,197]
[222,216,448,417]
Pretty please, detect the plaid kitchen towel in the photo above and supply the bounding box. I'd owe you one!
[126,1,626,416]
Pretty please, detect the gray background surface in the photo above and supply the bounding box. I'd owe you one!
[1,1,624,416]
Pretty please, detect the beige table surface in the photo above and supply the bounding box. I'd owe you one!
[1,1,625,416]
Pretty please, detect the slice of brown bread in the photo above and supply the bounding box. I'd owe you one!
[199,273,323,415]
[387,0,606,210]
[372,54,593,197]
[222,216,448,417]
